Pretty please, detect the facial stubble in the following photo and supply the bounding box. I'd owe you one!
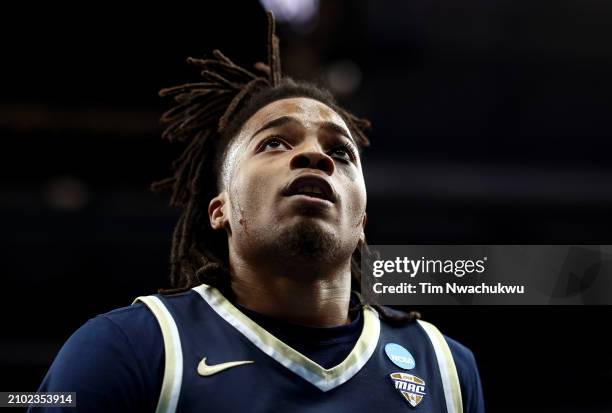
[274,220,341,263]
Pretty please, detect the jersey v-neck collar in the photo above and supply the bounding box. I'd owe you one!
[192,284,381,392]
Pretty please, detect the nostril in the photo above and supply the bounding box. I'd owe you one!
[292,155,310,169]
[316,158,334,174]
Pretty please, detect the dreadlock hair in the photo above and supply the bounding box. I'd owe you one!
[152,11,419,325]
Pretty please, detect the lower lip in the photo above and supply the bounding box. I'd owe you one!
[286,194,334,207]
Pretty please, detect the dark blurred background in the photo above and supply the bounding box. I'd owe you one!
[2,1,611,412]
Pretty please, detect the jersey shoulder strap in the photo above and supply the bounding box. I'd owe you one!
[416,320,463,413]
[133,295,182,413]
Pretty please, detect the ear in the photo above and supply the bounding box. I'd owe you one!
[359,213,367,244]
[208,192,230,231]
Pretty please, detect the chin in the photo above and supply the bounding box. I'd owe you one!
[274,220,340,263]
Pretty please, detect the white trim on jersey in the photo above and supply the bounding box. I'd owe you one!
[192,283,381,392]
[133,295,183,413]
[133,287,463,412]
[417,320,463,413]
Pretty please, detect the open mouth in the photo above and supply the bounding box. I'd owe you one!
[282,175,337,203]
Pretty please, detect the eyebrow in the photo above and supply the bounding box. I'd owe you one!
[251,115,356,145]
[252,116,295,138]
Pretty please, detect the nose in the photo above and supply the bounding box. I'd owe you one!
[289,145,335,176]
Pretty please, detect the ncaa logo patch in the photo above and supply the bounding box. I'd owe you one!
[390,372,426,408]
[385,343,416,370]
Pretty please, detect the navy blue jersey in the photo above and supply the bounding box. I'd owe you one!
[31,284,484,412]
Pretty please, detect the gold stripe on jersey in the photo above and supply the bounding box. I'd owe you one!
[417,320,463,413]
[133,295,183,413]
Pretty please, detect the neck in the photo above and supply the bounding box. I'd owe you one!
[228,251,352,328]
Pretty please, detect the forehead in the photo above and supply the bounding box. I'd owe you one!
[240,97,350,137]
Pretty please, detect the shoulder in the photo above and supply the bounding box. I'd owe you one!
[374,309,480,379]
[443,334,478,375]
[442,334,485,413]
[55,300,162,363]
[101,289,199,340]
[375,309,478,370]
[416,319,485,413]
[112,299,167,344]
[51,299,165,376]
[55,290,206,372]
[61,298,167,364]
[34,299,166,412]
[101,298,163,338]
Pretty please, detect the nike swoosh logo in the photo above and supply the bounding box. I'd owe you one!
[197,357,254,377]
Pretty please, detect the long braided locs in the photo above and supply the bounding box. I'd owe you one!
[152,12,419,324]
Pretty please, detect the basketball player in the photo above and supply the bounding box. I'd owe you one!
[30,12,484,413]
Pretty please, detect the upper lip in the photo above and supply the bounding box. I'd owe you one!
[282,174,337,203]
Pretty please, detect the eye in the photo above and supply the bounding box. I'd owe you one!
[329,143,357,163]
[257,136,290,152]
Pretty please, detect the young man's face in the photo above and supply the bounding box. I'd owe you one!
[210,97,367,267]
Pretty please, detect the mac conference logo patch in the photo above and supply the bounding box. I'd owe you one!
[390,372,426,408]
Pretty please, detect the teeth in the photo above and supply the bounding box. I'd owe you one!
[297,185,324,196]
[298,186,323,194]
